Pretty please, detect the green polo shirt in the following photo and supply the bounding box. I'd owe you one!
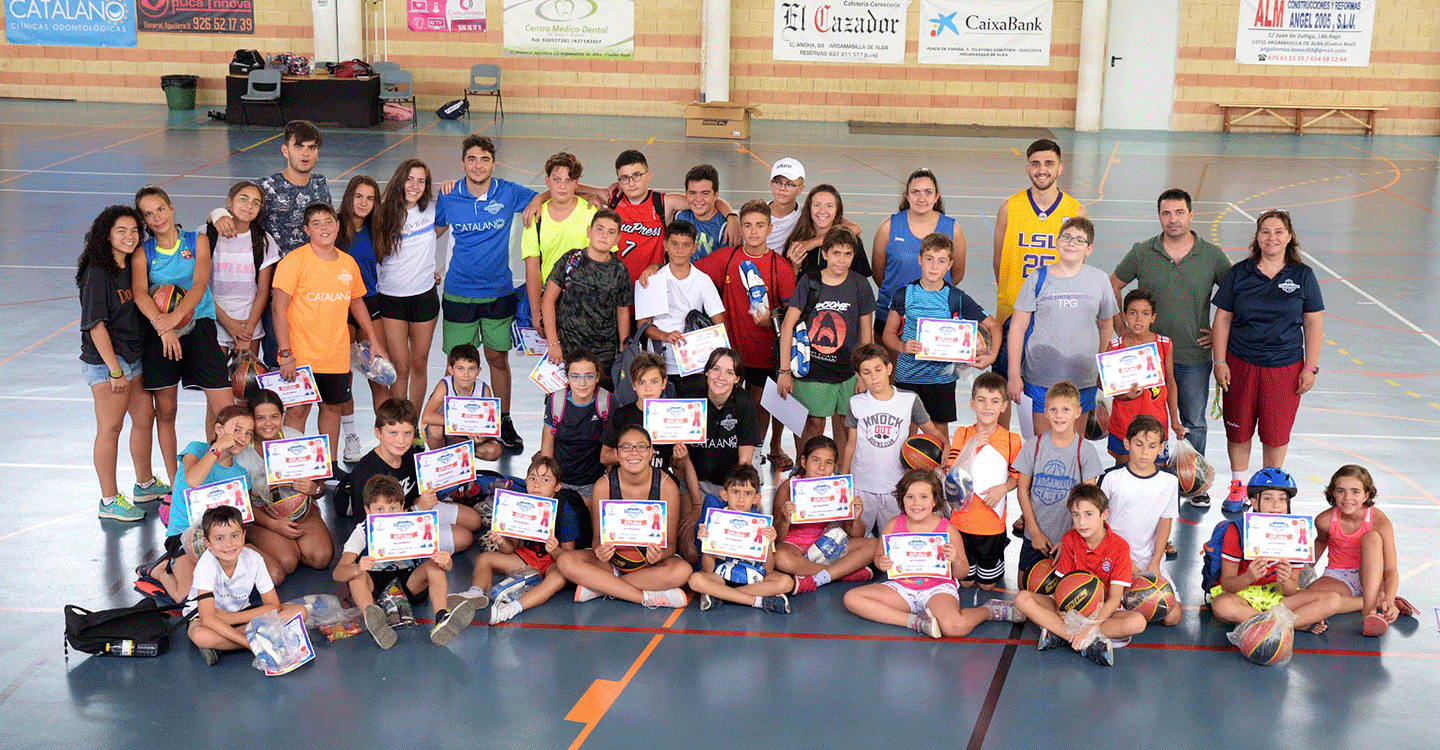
[1113,232,1232,366]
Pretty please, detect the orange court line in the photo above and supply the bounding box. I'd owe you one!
[335,120,443,180]
[0,318,80,369]
[1084,141,1120,207]
[565,606,684,750]
[158,132,284,188]
[735,143,770,168]
[1295,435,1439,506]
[1299,405,1440,425]
[0,116,205,186]
[1341,142,1438,216]
[10,111,164,146]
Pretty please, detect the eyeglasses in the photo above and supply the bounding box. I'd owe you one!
[1056,233,1091,246]
[568,373,598,382]
[617,443,652,453]
[771,178,800,189]
[617,171,649,184]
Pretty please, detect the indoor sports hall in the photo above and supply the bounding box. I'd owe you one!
[1,2,1436,749]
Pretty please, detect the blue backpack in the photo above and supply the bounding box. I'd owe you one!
[1200,519,1239,600]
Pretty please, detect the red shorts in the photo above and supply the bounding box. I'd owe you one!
[514,545,554,575]
[1223,355,1303,446]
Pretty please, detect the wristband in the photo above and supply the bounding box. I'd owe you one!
[778,369,791,375]
[109,368,123,379]
[1303,364,1319,374]
[278,348,293,358]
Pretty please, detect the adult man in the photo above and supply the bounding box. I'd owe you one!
[991,139,1086,439]
[1110,188,1231,504]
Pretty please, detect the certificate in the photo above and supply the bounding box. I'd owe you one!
[1242,512,1316,564]
[528,356,568,394]
[600,500,667,547]
[701,507,771,563]
[492,489,558,544]
[673,323,728,376]
[366,509,441,563]
[263,435,332,485]
[262,613,315,677]
[514,326,549,356]
[1096,342,1164,398]
[790,475,854,523]
[915,318,978,363]
[884,533,951,579]
[415,440,476,494]
[633,276,669,320]
[185,476,254,525]
[444,396,501,438]
[256,365,321,407]
[643,399,706,444]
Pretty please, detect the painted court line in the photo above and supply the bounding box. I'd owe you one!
[565,607,685,750]
[1301,250,1440,350]
[0,318,80,368]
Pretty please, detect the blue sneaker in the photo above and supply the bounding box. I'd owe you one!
[99,493,144,522]
[131,478,170,502]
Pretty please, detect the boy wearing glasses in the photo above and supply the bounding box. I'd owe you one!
[765,158,805,253]
[540,350,612,498]
[1005,217,1117,438]
[610,150,699,284]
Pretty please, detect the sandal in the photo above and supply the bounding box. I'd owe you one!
[1394,596,1418,618]
[1165,541,1178,560]
[1362,612,1389,637]
[766,452,794,472]
[134,577,178,608]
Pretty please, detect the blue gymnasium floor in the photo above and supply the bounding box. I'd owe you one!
[0,102,1437,749]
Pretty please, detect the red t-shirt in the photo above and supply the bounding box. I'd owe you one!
[695,245,796,370]
[611,190,666,284]
[1057,524,1133,590]
[1220,522,1276,585]
[1106,334,1173,438]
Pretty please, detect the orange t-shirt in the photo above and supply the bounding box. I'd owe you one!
[272,244,366,374]
[944,424,1023,536]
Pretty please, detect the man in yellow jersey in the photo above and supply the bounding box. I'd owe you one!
[991,139,1086,440]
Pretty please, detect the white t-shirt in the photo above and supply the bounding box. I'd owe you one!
[184,546,274,615]
[766,203,801,253]
[378,204,438,297]
[1100,465,1179,570]
[641,265,725,375]
[845,389,930,493]
[209,230,280,347]
[343,524,419,572]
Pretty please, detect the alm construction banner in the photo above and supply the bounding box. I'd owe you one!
[1235,0,1375,66]
[504,0,633,58]
[917,0,1052,66]
[773,0,909,65]
[136,0,255,34]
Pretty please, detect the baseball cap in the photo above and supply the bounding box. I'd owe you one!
[770,158,805,182]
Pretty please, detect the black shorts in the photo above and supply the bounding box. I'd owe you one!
[960,531,1009,585]
[672,372,707,399]
[441,291,517,324]
[990,317,1013,379]
[312,371,353,405]
[378,287,440,323]
[369,567,427,605]
[164,533,183,559]
[143,318,230,391]
[744,365,775,391]
[896,379,958,424]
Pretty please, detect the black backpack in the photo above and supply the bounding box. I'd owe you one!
[63,598,191,657]
[230,49,265,76]
[436,99,470,120]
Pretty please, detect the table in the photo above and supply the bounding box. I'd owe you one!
[1218,103,1385,136]
[226,74,382,128]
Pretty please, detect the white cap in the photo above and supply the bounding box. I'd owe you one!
[770,157,805,182]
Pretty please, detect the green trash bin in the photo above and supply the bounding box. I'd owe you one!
[161,75,198,111]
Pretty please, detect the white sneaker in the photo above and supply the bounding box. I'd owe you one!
[490,600,523,625]
[641,588,689,609]
[342,433,363,463]
[574,585,603,603]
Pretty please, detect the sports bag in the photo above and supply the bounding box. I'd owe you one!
[330,59,373,78]
[611,322,675,406]
[436,99,469,120]
[63,598,192,657]
[230,49,265,76]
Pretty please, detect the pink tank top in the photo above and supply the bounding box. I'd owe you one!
[892,514,953,591]
[1326,507,1372,569]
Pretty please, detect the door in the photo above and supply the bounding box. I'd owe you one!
[1101,0,1180,130]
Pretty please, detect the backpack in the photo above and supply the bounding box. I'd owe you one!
[436,99,469,120]
[329,59,373,78]
[611,322,676,406]
[63,598,192,657]
[546,387,613,434]
[229,49,265,76]
[1200,519,1239,599]
[382,102,414,121]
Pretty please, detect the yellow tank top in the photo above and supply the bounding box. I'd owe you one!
[995,189,1083,323]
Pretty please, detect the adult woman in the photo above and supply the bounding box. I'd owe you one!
[871,168,966,339]
[234,389,333,580]
[78,205,164,520]
[785,184,871,278]
[678,349,762,561]
[1211,210,1323,511]
[374,159,442,411]
[337,174,387,459]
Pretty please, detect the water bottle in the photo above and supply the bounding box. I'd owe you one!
[107,640,158,657]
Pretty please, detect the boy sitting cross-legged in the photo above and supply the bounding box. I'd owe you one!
[689,465,793,614]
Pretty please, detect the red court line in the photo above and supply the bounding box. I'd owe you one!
[1341,142,1438,216]
[157,132,283,187]
[9,111,165,146]
[1300,405,1439,425]
[0,116,205,186]
[1320,311,1440,338]
[335,120,447,181]
[1295,435,1439,506]
[0,296,73,307]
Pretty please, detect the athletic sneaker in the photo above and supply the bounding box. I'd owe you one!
[430,598,478,645]
[499,415,524,451]
[1188,493,1211,508]
[490,600,523,625]
[198,647,220,666]
[1221,480,1248,513]
[911,607,942,639]
[791,575,818,595]
[447,592,490,612]
[342,433,363,463]
[983,599,1027,623]
[839,568,874,583]
[699,593,718,611]
[1036,628,1063,651]
[364,603,397,650]
[131,478,171,502]
[641,588,689,609]
[574,585,603,603]
[1081,637,1115,666]
[98,493,145,522]
[762,595,791,614]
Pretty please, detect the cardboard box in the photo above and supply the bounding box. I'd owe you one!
[685,101,761,140]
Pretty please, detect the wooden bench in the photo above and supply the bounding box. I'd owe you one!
[1218,103,1385,135]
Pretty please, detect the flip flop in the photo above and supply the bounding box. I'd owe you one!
[133,577,178,608]
[1394,596,1418,618]
[1362,612,1388,637]
[766,452,794,472]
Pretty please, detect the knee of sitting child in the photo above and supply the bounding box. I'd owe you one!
[477,440,502,461]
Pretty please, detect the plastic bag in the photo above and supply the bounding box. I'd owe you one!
[943,436,979,514]
[352,341,397,386]
[1062,609,1104,652]
[1227,604,1296,666]
[286,594,363,642]
[246,611,313,674]
[1160,438,1215,497]
[488,567,543,605]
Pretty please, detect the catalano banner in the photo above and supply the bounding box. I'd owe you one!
[1235,0,1375,66]
[137,0,255,34]
[773,0,909,65]
[918,0,1052,66]
[504,0,633,59]
[408,0,484,33]
[4,0,137,46]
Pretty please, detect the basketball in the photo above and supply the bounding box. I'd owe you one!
[150,283,196,336]
[265,486,310,522]
[611,546,648,570]
[1123,572,1178,622]
[1237,616,1294,666]
[716,558,766,586]
[901,435,944,470]
[180,524,209,562]
[805,526,849,565]
[1084,410,1106,441]
[230,352,269,400]
[1023,558,1062,595]
[1174,451,1216,497]
[1053,571,1104,617]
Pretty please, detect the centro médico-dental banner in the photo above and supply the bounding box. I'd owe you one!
[917,0,1053,66]
[4,0,137,46]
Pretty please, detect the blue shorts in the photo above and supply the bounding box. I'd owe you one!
[83,357,142,387]
[1024,382,1097,414]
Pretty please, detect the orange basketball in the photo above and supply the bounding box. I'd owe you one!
[1023,558,1062,595]
[901,435,944,470]
[1053,571,1104,618]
